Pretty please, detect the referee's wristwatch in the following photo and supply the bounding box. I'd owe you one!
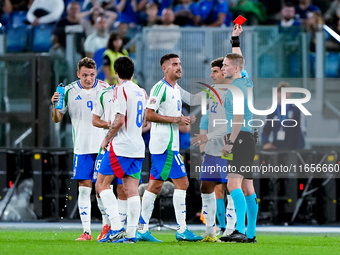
[226,139,234,145]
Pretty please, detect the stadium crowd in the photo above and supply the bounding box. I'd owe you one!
[1,0,340,47]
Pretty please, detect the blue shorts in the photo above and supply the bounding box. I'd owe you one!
[150,150,187,181]
[93,149,122,185]
[200,154,228,183]
[73,154,97,180]
[99,147,143,180]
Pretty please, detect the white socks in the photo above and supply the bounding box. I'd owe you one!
[118,199,128,225]
[78,186,92,234]
[173,189,187,234]
[100,189,122,231]
[126,196,140,238]
[201,192,216,235]
[139,190,157,234]
[226,194,236,234]
[96,196,110,227]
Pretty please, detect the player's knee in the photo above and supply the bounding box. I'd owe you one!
[147,183,163,194]
[227,182,238,193]
[200,182,214,194]
[175,178,189,190]
[242,186,255,197]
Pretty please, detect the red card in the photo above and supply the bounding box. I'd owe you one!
[233,15,247,25]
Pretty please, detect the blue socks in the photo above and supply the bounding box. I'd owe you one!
[216,198,226,229]
[230,188,246,234]
[245,193,258,239]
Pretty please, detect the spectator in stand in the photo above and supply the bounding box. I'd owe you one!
[173,0,199,27]
[143,2,161,27]
[49,1,86,82]
[305,10,324,52]
[83,0,116,11]
[11,0,30,11]
[52,1,84,51]
[115,0,140,27]
[295,0,321,24]
[279,2,301,35]
[196,0,229,27]
[26,0,64,26]
[262,82,306,150]
[79,5,117,37]
[324,0,340,28]
[0,0,12,16]
[102,31,129,85]
[150,0,172,16]
[84,14,110,58]
[147,8,181,50]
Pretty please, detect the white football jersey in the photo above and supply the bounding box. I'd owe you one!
[110,81,147,158]
[147,79,182,154]
[204,88,229,157]
[59,79,109,154]
[92,86,117,123]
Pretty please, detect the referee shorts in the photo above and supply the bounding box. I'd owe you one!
[227,131,256,179]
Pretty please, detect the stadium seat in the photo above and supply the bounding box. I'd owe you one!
[6,26,29,52]
[10,11,28,27]
[325,52,340,78]
[93,47,106,80]
[31,24,53,52]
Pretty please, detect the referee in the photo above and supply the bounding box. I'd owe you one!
[192,26,258,243]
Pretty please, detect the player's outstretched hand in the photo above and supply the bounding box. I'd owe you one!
[51,92,60,105]
[191,134,208,146]
[189,115,196,124]
[232,24,243,37]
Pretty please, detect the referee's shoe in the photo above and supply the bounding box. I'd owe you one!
[219,230,248,243]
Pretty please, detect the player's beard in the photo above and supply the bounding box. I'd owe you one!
[173,70,182,80]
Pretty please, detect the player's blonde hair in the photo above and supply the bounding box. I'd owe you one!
[225,53,244,71]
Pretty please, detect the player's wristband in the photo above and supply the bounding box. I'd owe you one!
[230,36,240,47]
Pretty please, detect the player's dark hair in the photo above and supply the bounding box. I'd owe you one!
[160,53,179,66]
[114,56,134,80]
[211,57,224,69]
[77,57,97,71]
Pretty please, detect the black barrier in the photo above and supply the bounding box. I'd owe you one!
[0,148,339,224]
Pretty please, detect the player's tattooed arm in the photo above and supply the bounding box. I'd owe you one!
[100,113,124,151]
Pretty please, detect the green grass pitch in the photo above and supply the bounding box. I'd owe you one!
[0,229,339,255]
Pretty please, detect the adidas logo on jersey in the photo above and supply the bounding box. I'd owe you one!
[172,95,175,99]
[75,95,82,100]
